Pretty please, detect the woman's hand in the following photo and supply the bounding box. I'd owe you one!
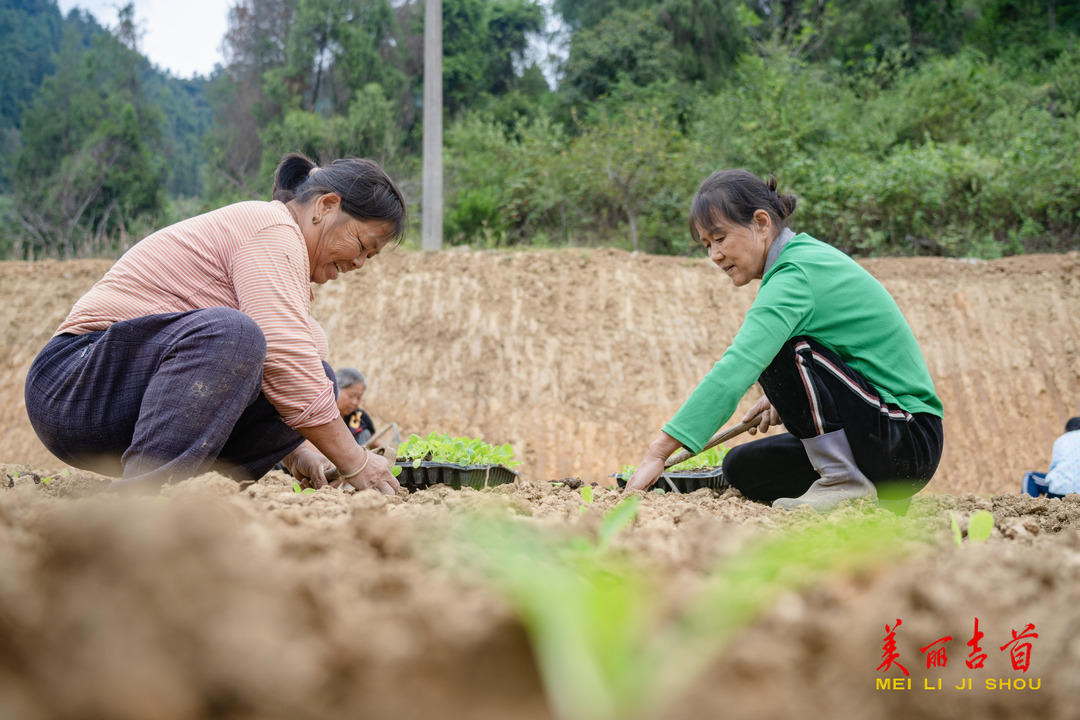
[299,420,400,496]
[283,442,333,488]
[340,448,400,495]
[743,395,781,436]
[623,432,683,493]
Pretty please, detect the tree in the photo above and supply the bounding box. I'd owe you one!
[570,103,695,252]
[659,0,746,87]
[439,0,545,115]
[553,0,653,30]
[205,0,294,198]
[558,6,676,110]
[208,0,409,197]
[0,0,99,189]
[14,7,164,256]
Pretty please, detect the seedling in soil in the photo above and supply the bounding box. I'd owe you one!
[579,485,594,514]
[454,507,920,720]
[598,496,640,549]
[950,510,995,546]
[291,481,316,496]
[399,432,520,468]
[968,510,994,542]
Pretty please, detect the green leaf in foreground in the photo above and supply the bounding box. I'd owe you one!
[598,496,640,548]
[451,509,922,720]
[966,510,994,543]
[580,485,594,504]
[950,512,963,547]
[292,481,302,494]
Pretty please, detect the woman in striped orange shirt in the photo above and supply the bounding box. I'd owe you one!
[24,153,404,494]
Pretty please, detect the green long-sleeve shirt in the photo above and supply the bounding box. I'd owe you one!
[663,232,942,454]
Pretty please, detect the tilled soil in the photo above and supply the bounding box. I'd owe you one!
[1,464,1077,720]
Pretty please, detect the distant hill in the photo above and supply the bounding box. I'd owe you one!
[0,0,211,195]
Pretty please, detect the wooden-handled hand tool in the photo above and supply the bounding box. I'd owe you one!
[663,412,766,469]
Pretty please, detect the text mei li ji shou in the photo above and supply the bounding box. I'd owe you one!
[875,618,1041,691]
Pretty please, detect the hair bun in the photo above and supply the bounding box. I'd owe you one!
[777,192,798,220]
[272,153,317,202]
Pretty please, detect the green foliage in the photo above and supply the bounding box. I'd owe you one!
[661,0,748,88]
[11,6,170,258]
[0,0,64,134]
[8,0,1080,258]
[597,495,640,548]
[442,0,545,116]
[568,101,697,252]
[291,481,316,495]
[398,432,520,468]
[445,112,571,246]
[256,82,404,186]
[668,445,727,472]
[558,7,676,110]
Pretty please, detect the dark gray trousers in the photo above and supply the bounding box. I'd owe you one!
[24,309,331,488]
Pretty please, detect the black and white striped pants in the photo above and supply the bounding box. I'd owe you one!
[722,336,943,503]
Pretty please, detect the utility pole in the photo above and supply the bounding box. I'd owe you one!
[422,0,443,250]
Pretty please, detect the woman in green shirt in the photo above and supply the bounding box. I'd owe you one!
[625,170,943,510]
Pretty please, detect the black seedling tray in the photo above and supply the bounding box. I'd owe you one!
[395,461,518,490]
[614,466,726,493]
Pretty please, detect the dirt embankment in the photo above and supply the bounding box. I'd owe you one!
[2,250,1079,493]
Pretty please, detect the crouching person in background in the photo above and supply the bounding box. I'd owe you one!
[1023,416,1080,498]
[335,367,400,453]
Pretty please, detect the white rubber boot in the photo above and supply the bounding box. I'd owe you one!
[773,429,878,511]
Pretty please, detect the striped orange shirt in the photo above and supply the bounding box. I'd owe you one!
[56,200,339,429]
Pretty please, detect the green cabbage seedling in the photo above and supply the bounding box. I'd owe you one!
[399,432,520,468]
[966,510,994,543]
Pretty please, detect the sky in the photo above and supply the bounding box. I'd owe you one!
[57,0,231,79]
